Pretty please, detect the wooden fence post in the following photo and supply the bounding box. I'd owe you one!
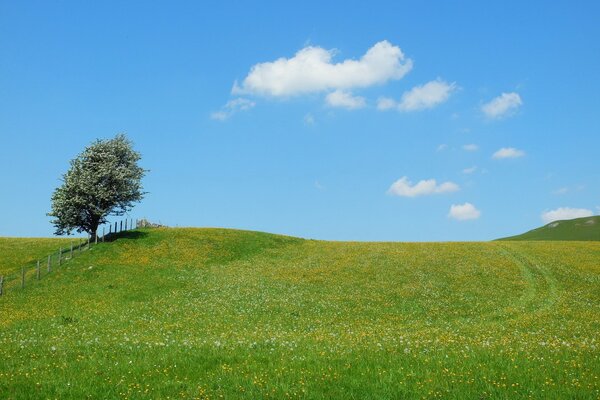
[21,266,25,288]
[114,221,117,233]
[120,220,123,232]
[47,254,51,272]
[125,219,128,231]
[37,260,40,280]
[0,275,3,296]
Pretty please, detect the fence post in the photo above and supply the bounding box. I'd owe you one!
[102,227,105,242]
[120,220,123,232]
[37,260,40,280]
[47,254,51,272]
[58,247,62,266]
[95,231,98,245]
[0,275,3,296]
[70,242,73,259]
[21,266,25,289]
[109,224,112,235]
[115,221,117,233]
[125,219,128,231]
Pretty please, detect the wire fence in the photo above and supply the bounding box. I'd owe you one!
[0,218,140,297]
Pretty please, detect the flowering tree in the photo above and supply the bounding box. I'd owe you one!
[48,134,146,239]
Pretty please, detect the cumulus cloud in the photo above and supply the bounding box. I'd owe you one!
[463,166,477,174]
[541,207,594,224]
[482,92,522,119]
[388,176,459,197]
[492,147,525,159]
[448,203,481,220]
[398,79,456,111]
[211,98,256,121]
[325,90,366,109]
[377,79,456,112]
[462,144,478,152]
[233,40,413,97]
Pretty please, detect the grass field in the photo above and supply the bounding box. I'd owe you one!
[1,228,599,399]
[0,237,75,276]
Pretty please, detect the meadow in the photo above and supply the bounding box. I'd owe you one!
[0,237,74,276]
[0,228,599,399]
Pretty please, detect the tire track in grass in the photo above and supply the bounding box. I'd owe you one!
[497,243,559,315]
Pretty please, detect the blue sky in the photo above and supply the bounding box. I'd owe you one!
[1,1,599,240]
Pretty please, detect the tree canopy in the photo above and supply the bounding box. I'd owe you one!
[48,134,146,238]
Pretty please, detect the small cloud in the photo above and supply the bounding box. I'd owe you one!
[482,92,522,119]
[388,176,459,197]
[398,79,457,111]
[462,166,477,174]
[377,79,456,112]
[436,144,448,152]
[462,144,479,152]
[325,90,366,109]
[377,97,397,110]
[492,147,525,159]
[552,187,568,195]
[234,40,413,97]
[448,202,481,221]
[211,97,256,121]
[541,207,594,224]
[304,113,315,125]
[314,181,325,190]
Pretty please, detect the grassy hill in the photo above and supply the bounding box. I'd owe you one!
[0,237,75,275]
[498,215,600,241]
[1,228,599,399]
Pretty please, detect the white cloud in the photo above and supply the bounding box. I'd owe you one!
[377,97,397,110]
[492,147,525,159]
[462,144,478,152]
[233,40,413,97]
[211,97,256,121]
[388,176,459,197]
[482,92,522,119]
[541,207,594,224]
[399,79,456,111]
[552,187,568,195]
[376,79,456,112]
[303,113,315,125]
[436,144,448,152]
[462,166,477,174]
[448,203,481,220]
[325,90,366,109]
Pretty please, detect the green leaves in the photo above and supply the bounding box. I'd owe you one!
[48,134,146,236]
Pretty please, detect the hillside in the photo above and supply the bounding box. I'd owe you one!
[1,228,599,399]
[498,215,600,241]
[0,237,74,275]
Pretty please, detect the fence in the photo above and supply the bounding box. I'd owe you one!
[0,218,140,297]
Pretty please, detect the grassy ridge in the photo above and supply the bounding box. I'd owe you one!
[1,228,599,399]
[498,215,600,241]
[0,237,74,276]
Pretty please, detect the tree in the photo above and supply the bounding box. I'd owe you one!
[48,134,146,239]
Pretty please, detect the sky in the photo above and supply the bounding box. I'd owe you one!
[1,0,599,241]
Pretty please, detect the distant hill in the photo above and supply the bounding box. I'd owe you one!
[498,215,600,241]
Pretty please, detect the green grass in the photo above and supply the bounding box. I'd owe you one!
[0,237,75,276]
[1,228,599,399]
[498,215,600,241]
